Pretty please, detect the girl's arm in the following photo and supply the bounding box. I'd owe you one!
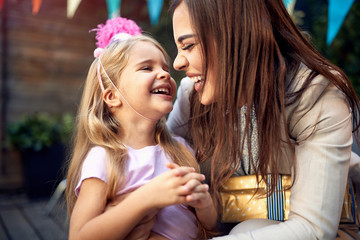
[69,178,153,240]
[125,214,157,240]
[69,166,203,240]
[105,192,158,240]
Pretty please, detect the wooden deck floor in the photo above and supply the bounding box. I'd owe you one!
[0,192,68,240]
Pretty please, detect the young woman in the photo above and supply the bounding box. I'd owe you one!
[167,0,360,239]
[65,17,217,240]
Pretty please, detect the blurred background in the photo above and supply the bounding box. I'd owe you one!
[0,0,359,198]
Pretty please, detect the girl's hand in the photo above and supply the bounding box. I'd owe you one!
[166,162,218,231]
[140,165,205,208]
[185,184,213,210]
[166,162,211,209]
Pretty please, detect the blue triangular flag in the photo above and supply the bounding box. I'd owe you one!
[106,0,121,19]
[147,0,164,25]
[283,0,295,9]
[327,0,354,45]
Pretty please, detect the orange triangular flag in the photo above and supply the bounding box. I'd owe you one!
[32,0,42,14]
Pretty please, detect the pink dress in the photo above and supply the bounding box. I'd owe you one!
[75,136,198,240]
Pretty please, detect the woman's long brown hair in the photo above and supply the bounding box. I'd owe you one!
[170,0,360,210]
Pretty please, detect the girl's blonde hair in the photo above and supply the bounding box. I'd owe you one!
[65,35,199,217]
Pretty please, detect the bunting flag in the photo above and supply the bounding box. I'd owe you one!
[147,0,164,25]
[284,0,296,16]
[327,0,354,45]
[283,0,295,10]
[67,0,82,18]
[0,0,356,45]
[32,0,42,14]
[106,0,121,19]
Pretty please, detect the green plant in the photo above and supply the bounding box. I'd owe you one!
[7,112,74,152]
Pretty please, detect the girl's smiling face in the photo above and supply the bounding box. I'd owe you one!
[117,41,176,121]
[172,1,217,105]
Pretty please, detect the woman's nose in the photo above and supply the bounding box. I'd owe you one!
[173,53,188,71]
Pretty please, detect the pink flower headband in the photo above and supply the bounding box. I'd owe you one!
[91,17,142,58]
[91,17,142,91]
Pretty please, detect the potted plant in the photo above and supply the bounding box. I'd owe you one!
[6,112,73,198]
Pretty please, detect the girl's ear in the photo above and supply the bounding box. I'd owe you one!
[103,89,122,108]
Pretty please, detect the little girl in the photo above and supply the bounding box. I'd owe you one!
[65,17,217,240]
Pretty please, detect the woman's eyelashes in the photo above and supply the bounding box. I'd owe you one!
[182,43,195,51]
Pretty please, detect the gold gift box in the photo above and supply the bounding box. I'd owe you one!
[340,179,359,225]
[220,175,291,223]
[220,175,357,225]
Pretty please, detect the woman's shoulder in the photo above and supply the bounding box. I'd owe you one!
[174,76,194,105]
[172,135,187,144]
[167,77,193,138]
[178,76,194,94]
[286,65,350,139]
[287,65,332,104]
[286,64,348,112]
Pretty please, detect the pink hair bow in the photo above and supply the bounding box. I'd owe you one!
[93,48,103,58]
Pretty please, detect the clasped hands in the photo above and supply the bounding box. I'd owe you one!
[107,162,211,211]
[146,162,211,209]
[106,162,213,240]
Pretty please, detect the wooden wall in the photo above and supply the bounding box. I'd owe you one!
[0,0,107,191]
[2,0,108,120]
[0,0,174,192]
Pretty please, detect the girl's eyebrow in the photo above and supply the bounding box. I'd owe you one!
[177,34,195,43]
[136,59,153,65]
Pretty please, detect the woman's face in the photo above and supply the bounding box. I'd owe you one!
[172,1,217,105]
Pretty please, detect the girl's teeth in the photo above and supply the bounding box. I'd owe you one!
[152,88,169,94]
